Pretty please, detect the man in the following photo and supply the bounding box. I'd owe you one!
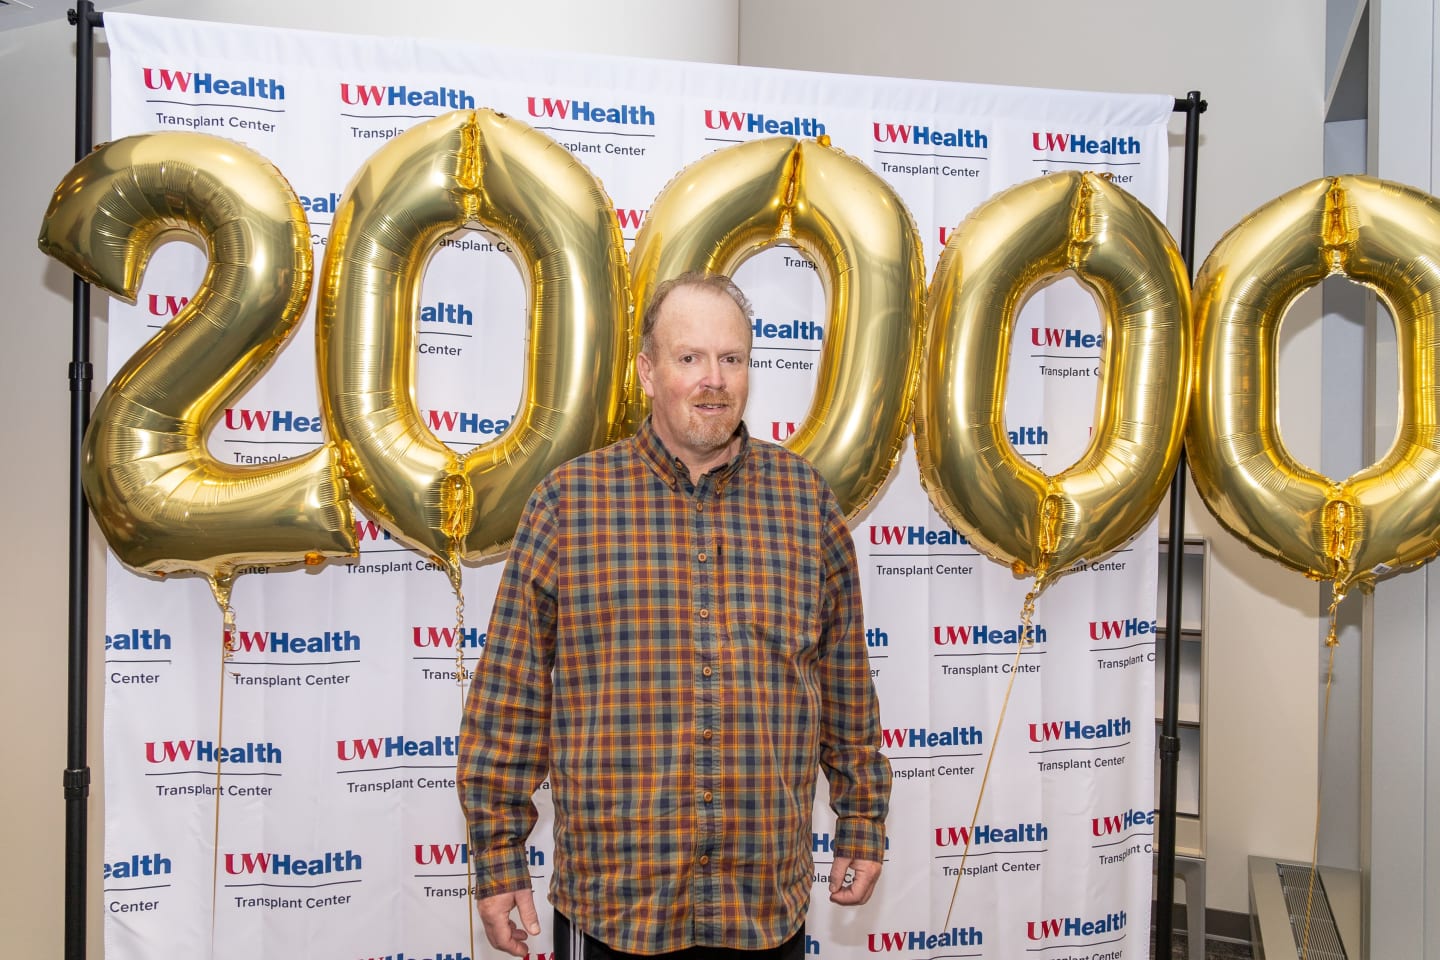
[458,272,890,960]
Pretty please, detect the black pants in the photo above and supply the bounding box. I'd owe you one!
[553,910,806,960]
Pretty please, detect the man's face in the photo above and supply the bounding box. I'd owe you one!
[637,284,752,472]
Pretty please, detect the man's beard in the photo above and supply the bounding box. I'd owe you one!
[681,390,740,451]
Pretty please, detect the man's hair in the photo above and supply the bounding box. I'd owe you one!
[639,271,754,356]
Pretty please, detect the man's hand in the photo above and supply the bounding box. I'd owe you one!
[477,888,542,957]
[828,857,882,906]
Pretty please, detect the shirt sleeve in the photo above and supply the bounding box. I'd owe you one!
[814,484,892,862]
[457,483,560,898]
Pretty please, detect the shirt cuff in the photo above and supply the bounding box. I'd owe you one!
[833,816,887,863]
[470,843,533,899]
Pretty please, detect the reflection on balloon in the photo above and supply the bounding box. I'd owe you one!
[916,171,1192,582]
[628,136,926,519]
[317,109,630,571]
[1188,175,1440,594]
[37,131,356,582]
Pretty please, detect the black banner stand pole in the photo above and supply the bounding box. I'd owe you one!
[1155,89,1206,958]
[64,5,103,960]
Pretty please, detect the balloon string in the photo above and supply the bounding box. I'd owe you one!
[942,568,1047,930]
[212,600,238,960]
[1300,582,1346,960]
[442,544,480,960]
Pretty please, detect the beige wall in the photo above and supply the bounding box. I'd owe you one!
[737,0,1328,918]
[2,1,1325,954]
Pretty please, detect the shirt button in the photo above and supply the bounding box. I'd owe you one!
[702,666,712,677]
[699,855,710,865]
[702,729,713,740]
[703,791,713,802]
[696,502,704,512]
[698,608,709,619]
[698,552,708,562]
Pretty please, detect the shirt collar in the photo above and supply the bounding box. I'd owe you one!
[634,416,751,494]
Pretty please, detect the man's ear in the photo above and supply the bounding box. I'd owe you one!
[636,350,656,399]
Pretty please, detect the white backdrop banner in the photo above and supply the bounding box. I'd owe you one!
[99,13,1172,960]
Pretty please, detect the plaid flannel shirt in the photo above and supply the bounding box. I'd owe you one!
[458,418,890,953]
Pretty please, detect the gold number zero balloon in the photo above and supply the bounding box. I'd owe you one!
[37,131,356,581]
[1189,175,1440,592]
[318,110,629,566]
[627,136,926,519]
[916,171,1192,579]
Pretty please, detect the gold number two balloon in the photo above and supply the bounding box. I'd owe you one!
[1188,175,1440,593]
[37,132,356,584]
[916,171,1192,584]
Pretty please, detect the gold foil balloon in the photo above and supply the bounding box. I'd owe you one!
[1189,176,1440,592]
[628,136,925,519]
[318,110,629,568]
[37,132,356,581]
[916,171,1192,580]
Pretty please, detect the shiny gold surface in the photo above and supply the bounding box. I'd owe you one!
[317,110,629,570]
[915,172,1192,578]
[1188,175,1440,591]
[628,136,925,519]
[38,132,355,579]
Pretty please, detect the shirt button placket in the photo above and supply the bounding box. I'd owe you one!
[692,485,719,927]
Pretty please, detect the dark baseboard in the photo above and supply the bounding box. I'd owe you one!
[1154,900,1253,944]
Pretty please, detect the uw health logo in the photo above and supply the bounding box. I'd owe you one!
[145,293,190,319]
[1030,325,1104,350]
[143,737,284,799]
[879,723,982,782]
[1092,807,1155,838]
[1031,132,1141,156]
[934,820,1048,849]
[412,625,485,684]
[143,67,285,101]
[1031,716,1132,775]
[932,622,1048,647]
[422,410,512,437]
[868,524,969,548]
[336,734,458,762]
[1092,807,1155,867]
[105,852,175,914]
[340,82,476,110]
[1089,614,1157,672]
[881,724,983,751]
[223,848,363,911]
[527,96,656,126]
[1026,910,1129,946]
[866,927,984,953]
[105,851,173,881]
[703,108,826,137]
[753,316,824,343]
[145,738,282,766]
[872,122,988,149]
[1028,716,1131,744]
[301,191,343,215]
[222,408,324,434]
[412,626,485,650]
[337,734,460,796]
[106,625,173,653]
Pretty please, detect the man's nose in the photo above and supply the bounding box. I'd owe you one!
[699,357,726,384]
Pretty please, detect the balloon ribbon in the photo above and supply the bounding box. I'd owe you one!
[1300,580,1347,960]
[208,574,238,958]
[942,565,1049,929]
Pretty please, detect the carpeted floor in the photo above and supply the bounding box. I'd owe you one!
[1151,932,1254,958]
